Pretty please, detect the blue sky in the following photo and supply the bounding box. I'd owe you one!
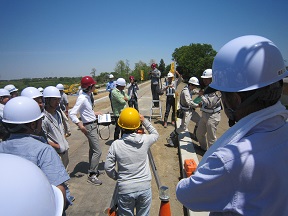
[0,0,287,80]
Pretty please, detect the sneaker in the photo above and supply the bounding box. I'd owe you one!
[87,174,102,185]
[170,131,178,139]
[65,133,71,137]
[167,138,174,147]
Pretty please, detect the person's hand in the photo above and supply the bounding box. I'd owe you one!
[77,122,88,135]
[49,141,60,150]
[139,114,145,122]
[124,97,129,102]
[79,125,88,135]
[198,90,204,96]
[95,111,102,116]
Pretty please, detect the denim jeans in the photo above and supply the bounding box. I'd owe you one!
[118,188,152,216]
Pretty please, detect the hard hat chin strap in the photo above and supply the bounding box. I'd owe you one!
[237,91,263,110]
[6,120,41,134]
[6,124,30,133]
[225,90,263,127]
[234,81,283,117]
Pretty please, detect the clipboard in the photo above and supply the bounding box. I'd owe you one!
[97,114,111,124]
[193,96,202,104]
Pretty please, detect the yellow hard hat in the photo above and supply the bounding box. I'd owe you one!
[118,107,140,130]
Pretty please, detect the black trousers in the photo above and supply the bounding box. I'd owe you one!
[114,116,123,140]
[128,98,138,111]
[151,83,159,107]
[164,96,176,122]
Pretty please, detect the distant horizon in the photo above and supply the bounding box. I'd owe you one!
[0,72,116,81]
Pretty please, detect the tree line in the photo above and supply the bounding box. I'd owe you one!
[0,43,217,92]
[94,43,217,84]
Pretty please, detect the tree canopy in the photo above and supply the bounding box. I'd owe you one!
[158,59,166,74]
[172,43,217,80]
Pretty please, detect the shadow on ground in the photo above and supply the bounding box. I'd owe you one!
[70,161,106,177]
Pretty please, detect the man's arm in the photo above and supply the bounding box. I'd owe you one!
[175,71,183,87]
[57,184,67,208]
[111,90,127,105]
[41,118,61,149]
[140,115,159,143]
[183,89,198,108]
[104,144,118,180]
[176,153,234,211]
[106,83,110,92]
[68,96,87,134]
[37,145,70,209]
[68,97,82,124]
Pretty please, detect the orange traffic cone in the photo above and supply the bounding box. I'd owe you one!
[159,185,171,216]
[159,200,171,216]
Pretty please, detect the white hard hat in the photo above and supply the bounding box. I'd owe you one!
[38,87,44,93]
[2,96,43,124]
[4,84,18,93]
[201,69,213,78]
[56,83,64,91]
[109,74,114,79]
[116,78,126,86]
[188,77,200,86]
[0,154,63,216]
[167,72,174,78]
[21,87,42,99]
[43,86,61,98]
[210,35,288,92]
[0,88,11,97]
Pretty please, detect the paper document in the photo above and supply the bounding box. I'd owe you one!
[98,114,111,123]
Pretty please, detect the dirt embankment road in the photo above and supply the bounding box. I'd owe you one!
[66,81,229,216]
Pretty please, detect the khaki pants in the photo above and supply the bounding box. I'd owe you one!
[196,111,221,150]
[176,109,200,134]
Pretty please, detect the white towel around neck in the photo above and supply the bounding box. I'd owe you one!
[198,101,288,167]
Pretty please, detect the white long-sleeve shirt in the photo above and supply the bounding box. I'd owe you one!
[69,92,96,124]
